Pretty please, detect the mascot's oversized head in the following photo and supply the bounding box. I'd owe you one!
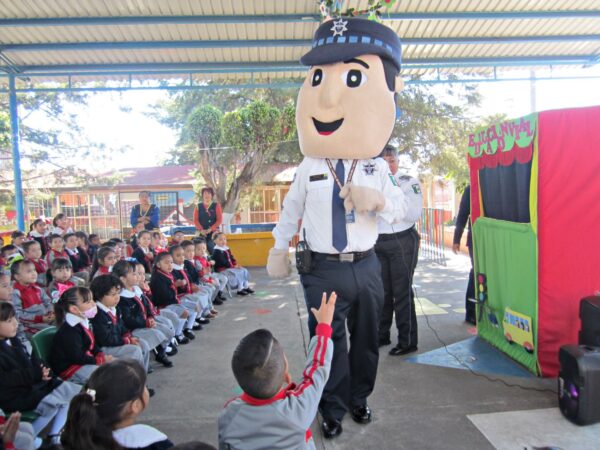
[296,18,403,160]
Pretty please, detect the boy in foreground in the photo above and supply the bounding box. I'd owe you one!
[218,292,336,450]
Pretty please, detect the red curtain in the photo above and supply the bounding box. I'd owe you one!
[537,105,600,376]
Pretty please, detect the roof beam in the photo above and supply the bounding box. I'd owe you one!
[1,55,597,77]
[0,10,599,27]
[3,34,600,52]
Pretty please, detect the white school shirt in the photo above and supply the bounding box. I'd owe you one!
[96,302,117,316]
[378,172,423,234]
[65,312,90,329]
[272,157,407,253]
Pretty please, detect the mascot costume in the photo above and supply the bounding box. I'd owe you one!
[267,17,408,438]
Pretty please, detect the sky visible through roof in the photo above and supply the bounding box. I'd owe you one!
[19,67,600,172]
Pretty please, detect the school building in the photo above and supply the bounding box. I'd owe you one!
[18,165,294,240]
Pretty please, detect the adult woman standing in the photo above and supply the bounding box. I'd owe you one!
[193,187,222,253]
[130,191,160,231]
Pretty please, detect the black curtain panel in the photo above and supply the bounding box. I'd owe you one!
[479,160,532,223]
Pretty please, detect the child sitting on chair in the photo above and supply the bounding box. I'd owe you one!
[219,292,336,450]
[0,302,80,445]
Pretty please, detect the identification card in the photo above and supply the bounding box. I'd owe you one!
[345,210,356,224]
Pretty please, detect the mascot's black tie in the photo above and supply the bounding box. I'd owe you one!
[332,159,347,252]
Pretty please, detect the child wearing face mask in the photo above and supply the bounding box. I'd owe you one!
[50,287,113,385]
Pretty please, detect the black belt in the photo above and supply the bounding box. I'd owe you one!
[313,248,374,263]
[377,226,416,242]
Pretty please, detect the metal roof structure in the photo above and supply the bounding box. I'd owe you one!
[1,0,600,89]
[2,0,600,230]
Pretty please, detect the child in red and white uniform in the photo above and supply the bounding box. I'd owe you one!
[90,247,117,279]
[10,260,54,336]
[45,234,68,266]
[22,241,47,287]
[50,213,73,236]
[28,219,50,257]
[194,239,228,296]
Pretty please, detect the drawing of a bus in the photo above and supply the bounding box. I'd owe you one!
[502,307,535,353]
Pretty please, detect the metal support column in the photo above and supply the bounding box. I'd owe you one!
[9,74,25,231]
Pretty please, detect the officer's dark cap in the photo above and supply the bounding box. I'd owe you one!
[301,17,402,71]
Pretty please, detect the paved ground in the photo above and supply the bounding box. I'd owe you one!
[141,251,557,449]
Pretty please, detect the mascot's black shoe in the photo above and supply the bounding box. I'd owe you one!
[389,345,418,356]
[322,419,343,439]
[351,405,372,424]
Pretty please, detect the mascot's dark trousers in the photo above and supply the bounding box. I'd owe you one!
[301,251,384,421]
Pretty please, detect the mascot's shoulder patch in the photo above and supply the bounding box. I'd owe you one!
[412,184,422,194]
[398,175,411,181]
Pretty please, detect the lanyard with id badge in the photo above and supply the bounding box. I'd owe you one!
[326,159,358,224]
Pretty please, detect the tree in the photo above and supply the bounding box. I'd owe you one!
[391,81,481,188]
[0,92,126,220]
[177,96,297,225]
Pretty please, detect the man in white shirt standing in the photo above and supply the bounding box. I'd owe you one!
[267,17,407,439]
[376,145,423,356]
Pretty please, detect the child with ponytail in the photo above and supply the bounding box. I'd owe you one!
[61,359,173,450]
[50,287,112,384]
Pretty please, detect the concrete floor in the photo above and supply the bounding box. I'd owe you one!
[141,251,557,449]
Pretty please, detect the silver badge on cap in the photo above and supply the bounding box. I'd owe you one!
[331,18,348,37]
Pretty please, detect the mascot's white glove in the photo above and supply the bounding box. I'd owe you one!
[266,247,291,278]
[339,183,386,214]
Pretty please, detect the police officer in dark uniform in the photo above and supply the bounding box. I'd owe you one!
[376,145,423,355]
[268,18,406,439]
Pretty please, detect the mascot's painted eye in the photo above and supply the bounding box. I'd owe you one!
[311,69,323,87]
[342,69,366,88]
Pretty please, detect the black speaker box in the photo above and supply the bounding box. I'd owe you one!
[579,296,600,347]
[558,344,600,425]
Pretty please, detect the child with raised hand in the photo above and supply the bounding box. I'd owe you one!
[113,260,174,368]
[28,218,50,257]
[134,262,182,351]
[149,252,197,343]
[211,232,253,296]
[132,230,154,275]
[46,258,76,302]
[89,275,150,374]
[219,292,336,450]
[63,233,91,283]
[10,260,54,337]
[22,240,47,287]
[90,246,117,279]
[45,234,68,267]
[169,245,212,324]
[61,359,173,450]
[50,287,110,384]
[0,302,80,445]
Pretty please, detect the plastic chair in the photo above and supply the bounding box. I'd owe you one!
[30,326,57,364]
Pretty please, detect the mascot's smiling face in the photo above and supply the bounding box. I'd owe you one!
[296,53,400,159]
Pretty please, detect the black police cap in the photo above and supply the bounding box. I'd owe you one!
[301,17,402,71]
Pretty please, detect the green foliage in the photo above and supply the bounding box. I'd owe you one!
[160,89,298,214]
[391,82,481,187]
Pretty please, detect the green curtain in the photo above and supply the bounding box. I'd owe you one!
[473,217,539,374]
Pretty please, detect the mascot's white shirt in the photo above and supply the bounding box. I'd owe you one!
[273,157,408,253]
